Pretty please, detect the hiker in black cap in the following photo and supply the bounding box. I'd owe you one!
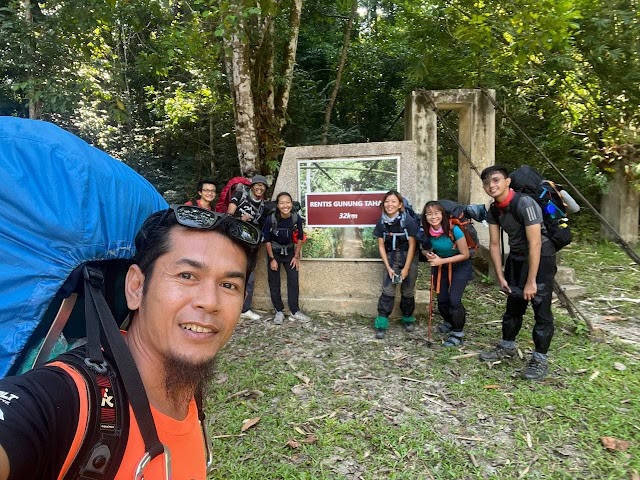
[228,174,269,321]
[479,165,557,381]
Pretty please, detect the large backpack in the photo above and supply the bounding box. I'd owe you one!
[503,165,572,251]
[0,118,206,478]
[437,200,486,256]
[214,176,251,213]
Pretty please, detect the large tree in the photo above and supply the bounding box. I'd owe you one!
[219,0,303,175]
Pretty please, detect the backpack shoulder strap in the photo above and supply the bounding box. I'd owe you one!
[50,349,129,480]
[49,361,91,479]
[509,192,525,225]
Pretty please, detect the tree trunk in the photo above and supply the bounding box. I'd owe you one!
[321,0,357,145]
[209,113,216,177]
[223,0,303,175]
[224,11,260,176]
[22,0,41,119]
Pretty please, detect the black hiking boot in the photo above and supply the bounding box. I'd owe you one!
[478,344,517,362]
[403,323,415,332]
[443,333,464,348]
[521,356,548,381]
[436,322,452,334]
[375,328,386,339]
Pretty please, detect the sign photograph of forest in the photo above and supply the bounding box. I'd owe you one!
[298,156,399,259]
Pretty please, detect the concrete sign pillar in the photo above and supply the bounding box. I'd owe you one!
[405,89,495,207]
[601,162,640,244]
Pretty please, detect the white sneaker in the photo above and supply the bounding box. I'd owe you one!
[289,311,311,323]
[240,309,260,321]
[273,311,284,325]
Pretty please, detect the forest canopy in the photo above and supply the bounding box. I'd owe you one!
[1,0,638,208]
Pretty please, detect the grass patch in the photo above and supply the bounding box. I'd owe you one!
[205,241,639,479]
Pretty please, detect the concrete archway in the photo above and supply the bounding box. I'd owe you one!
[404,88,496,209]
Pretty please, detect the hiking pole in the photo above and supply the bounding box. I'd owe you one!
[427,272,434,347]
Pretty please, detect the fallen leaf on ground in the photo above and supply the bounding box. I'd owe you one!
[614,362,626,371]
[295,373,310,384]
[601,436,630,451]
[484,384,501,389]
[631,469,639,480]
[589,370,600,381]
[291,384,306,395]
[602,315,624,322]
[286,439,300,449]
[301,434,318,444]
[240,417,261,432]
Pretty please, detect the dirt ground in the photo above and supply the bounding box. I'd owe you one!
[222,287,639,479]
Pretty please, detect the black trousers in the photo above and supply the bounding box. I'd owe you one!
[432,259,472,332]
[267,249,299,313]
[502,254,557,354]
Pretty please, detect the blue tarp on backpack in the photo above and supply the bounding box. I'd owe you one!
[0,117,168,377]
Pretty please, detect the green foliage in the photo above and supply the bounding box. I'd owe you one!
[2,0,638,217]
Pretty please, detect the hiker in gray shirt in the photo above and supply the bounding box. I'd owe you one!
[478,166,557,381]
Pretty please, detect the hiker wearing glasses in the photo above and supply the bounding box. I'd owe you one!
[479,166,557,381]
[227,174,269,322]
[0,206,260,479]
[421,201,473,347]
[185,179,217,210]
[263,192,311,325]
[372,190,419,339]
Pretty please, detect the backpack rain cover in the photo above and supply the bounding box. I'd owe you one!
[0,118,168,377]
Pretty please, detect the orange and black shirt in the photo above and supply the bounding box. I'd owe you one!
[0,363,206,479]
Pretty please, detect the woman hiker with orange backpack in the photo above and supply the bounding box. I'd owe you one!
[421,201,473,347]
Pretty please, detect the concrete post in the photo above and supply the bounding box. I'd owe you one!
[405,89,495,207]
[601,162,639,244]
[405,92,437,210]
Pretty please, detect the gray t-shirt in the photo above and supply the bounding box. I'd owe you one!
[487,194,555,256]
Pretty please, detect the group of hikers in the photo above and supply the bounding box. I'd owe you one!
[0,160,558,478]
[373,165,557,382]
[185,174,312,326]
[187,165,557,383]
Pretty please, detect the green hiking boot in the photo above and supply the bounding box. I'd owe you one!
[479,344,517,362]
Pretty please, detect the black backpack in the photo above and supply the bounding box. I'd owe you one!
[505,165,573,251]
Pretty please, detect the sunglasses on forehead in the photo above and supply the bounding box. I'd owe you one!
[168,204,262,245]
